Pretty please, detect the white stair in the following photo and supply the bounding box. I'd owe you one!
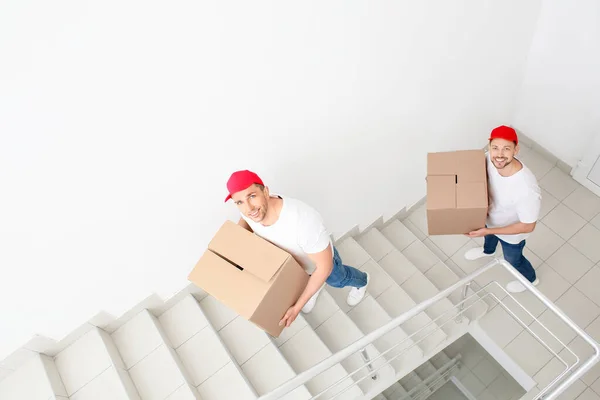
[399,372,432,398]
[0,354,67,400]
[54,327,140,399]
[276,316,363,399]
[0,215,490,400]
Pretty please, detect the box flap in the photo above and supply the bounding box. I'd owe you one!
[457,182,488,208]
[455,150,486,182]
[208,221,290,282]
[188,250,265,318]
[427,152,458,176]
[427,175,456,210]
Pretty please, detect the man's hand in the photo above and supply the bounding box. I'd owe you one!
[466,228,489,238]
[279,304,301,328]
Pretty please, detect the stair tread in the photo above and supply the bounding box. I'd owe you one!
[313,308,386,393]
[112,309,197,400]
[402,240,439,273]
[429,351,452,370]
[376,285,447,353]
[356,228,395,261]
[336,237,371,268]
[347,296,422,372]
[196,363,256,400]
[0,354,68,400]
[278,325,363,399]
[241,343,311,398]
[54,328,133,397]
[72,365,141,400]
[425,262,460,290]
[381,220,418,251]
[415,361,437,380]
[379,249,420,286]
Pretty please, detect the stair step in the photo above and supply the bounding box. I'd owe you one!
[111,309,198,400]
[381,220,418,251]
[217,314,314,398]
[218,316,272,366]
[0,354,68,400]
[54,327,139,399]
[384,381,409,400]
[309,300,390,393]
[336,237,371,268]
[424,262,460,290]
[383,382,403,398]
[376,285,447,354]
[360,259,396,298]
[402,240,439,273]
[241,344,312,399]
[196,363,256,400]
[309,291,392,393]
[347,295,423,372]
[429,351,452,369]
[414,360,437,381]
[428,234,471,260]
[378,249,419,286]
[278,324,363,399]
[357,228,395,261]
[158,295,256,399]
[400,273,468,337]
[404,204,429,239]
[399,371,428,394]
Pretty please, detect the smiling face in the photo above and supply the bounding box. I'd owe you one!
[489,138,519,170]
[231,184,270,223]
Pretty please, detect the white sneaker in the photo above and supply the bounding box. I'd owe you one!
[302,283,325,314]
[464,247,494,261]
[506,278,540,293]
[347,272,370,307]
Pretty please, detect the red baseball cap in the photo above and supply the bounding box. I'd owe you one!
[224,170,265,202]
[489,125,518,145]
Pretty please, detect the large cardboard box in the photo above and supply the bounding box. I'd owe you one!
[426,149,488,235]
[188,220,309,337]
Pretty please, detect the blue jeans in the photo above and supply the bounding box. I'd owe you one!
[483,234,536,283]
[325,247,368,288]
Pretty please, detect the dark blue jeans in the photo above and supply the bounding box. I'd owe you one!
[325,247,368,288]
[483,234,536,283]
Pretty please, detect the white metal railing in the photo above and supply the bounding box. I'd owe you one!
[258,259,600,400]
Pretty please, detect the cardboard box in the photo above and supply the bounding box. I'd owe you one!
[188,220,309,337]
[426,149,488,235]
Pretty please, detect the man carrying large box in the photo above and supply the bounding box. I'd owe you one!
[464,126,542,293]
[224,170,371,328]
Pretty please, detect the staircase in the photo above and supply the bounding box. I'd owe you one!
[2,142,600,400]
[0,209,490,400]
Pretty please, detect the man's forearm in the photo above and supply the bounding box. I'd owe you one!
[486,222,534,235]
[295,265,332,309]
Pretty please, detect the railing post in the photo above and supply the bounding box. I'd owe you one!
[359,348,378,381]
[455,281,472,323]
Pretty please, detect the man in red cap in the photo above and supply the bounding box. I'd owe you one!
[464,126,542,293]
[224,170,370,328]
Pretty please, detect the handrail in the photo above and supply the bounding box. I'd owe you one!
[258,258,600,400]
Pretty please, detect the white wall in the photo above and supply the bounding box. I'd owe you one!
[513,0,600,167]
[0,1,541,360]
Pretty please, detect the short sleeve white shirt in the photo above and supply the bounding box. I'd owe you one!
[241,195,332,274]
[486,153,542,244]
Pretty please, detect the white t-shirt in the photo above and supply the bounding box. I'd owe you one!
[241,195,333,275]
[486,153,542,244]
